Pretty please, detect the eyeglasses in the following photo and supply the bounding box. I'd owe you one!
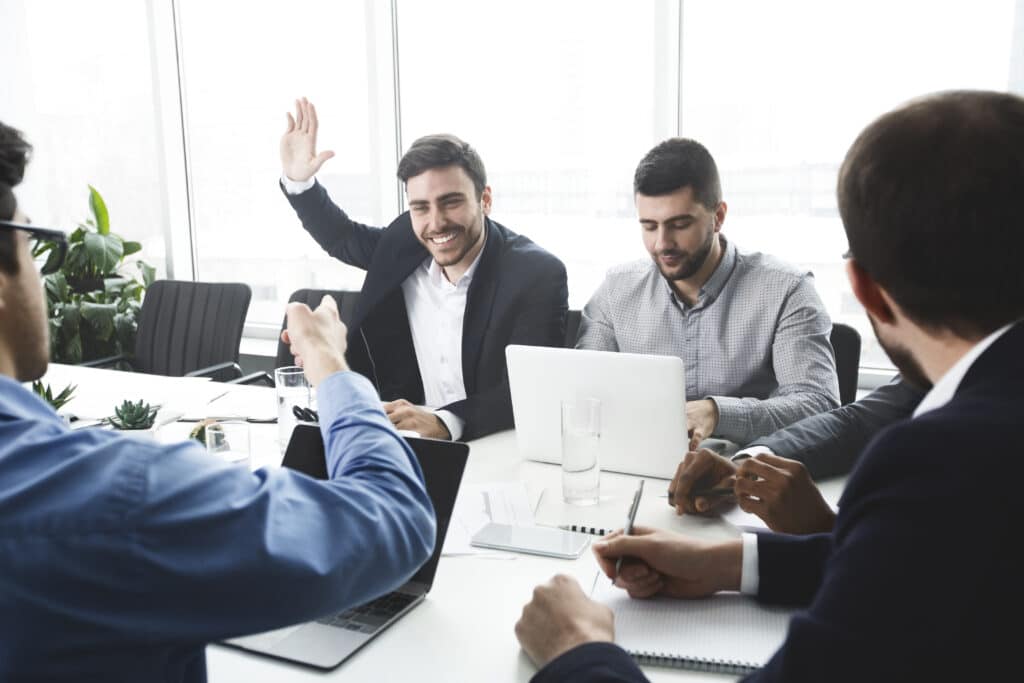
[0,220,69,275]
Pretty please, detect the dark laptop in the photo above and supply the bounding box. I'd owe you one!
[222,423,469,670]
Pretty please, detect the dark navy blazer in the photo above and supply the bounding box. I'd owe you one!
[284,181,568,440]
[533,321,1024,682]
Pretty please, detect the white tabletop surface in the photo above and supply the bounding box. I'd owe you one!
[34,364,847,682]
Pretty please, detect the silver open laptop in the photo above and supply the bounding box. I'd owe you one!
[222,424,469,670]
[506,344,687,479]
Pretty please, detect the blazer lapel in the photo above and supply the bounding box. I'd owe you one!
[461,220,503,392]
[352,212,428,329]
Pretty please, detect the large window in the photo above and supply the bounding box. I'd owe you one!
[679,0,1019,367]
[398,0,679,307]
[0,0,169,273]
[4,0,1022,373]
[174,0,397,329]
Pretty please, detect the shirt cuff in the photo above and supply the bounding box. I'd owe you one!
[280,174,316,195]
[740,532,760,595]
[316,370,382,426]
[707,395,748,442]
[433,409,464,441]
[732,445,775,462]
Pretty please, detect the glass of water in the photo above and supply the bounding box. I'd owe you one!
[275,365,311,453]
[561,397,601,505]
[205,420,251,468]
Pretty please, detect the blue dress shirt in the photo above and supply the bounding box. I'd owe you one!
[0,370,436,682]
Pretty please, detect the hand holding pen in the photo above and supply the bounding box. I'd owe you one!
[666,448,738,516]
[612,479,645,584]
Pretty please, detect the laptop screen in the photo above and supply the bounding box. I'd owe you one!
[281,424,468,587]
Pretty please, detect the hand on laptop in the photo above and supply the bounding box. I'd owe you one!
[382,400,451,440]
[515,574,614,668]
[685,399,719,440]
[281,295,350,386]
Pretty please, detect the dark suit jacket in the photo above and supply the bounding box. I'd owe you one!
[749,375,925,479]
[532,321,1024,682]
[284,181,568,440]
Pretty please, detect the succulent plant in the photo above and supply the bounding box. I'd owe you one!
[31,380,77,412]
[108,399,158,430]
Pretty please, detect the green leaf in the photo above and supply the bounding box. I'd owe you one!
[89,185,110,235]
[69,227,86,244]
[122,240,142,256]
[80,302,117,342]
[138,261,156,288]
[102,276,131,295]
[83,232,123,274]
[62,331,83,364]
[44,272,70,304]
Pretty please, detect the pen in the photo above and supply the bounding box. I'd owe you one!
[613,479,645,584]
[665,486,736,504]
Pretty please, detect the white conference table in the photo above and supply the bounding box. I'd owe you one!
[37,364,847,683]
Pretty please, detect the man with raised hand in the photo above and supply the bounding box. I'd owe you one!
[280,97,568,441]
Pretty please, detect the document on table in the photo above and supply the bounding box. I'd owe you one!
[442,481,537,556]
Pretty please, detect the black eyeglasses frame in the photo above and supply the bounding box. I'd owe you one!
[0,220,69,275]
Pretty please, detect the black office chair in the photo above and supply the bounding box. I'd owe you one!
[83,279,252,381]
[564,309,582,348]
[830,322,862,406]
[234,288,361,385]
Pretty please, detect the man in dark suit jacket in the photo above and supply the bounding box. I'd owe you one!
[279,98,567,441]
[514,90,1024,681]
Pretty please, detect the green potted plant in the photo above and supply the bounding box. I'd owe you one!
[106,399,158,431]
[30,380,77,412]
[37,185,156,364]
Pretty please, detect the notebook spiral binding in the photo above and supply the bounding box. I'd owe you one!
[631,652,757,675]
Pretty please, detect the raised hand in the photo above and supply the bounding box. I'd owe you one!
[281,295,349,386]
[280,97,335,182]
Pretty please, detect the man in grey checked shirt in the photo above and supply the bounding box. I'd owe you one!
[576,138,839,446]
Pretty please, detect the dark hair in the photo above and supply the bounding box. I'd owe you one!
[838,90,1024,339]
[0,121,32,273]
[396,134,487,198]
[633,137,722,208]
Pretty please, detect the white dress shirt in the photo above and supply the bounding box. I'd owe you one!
[282,174,477,440]
[738,322,1015,595]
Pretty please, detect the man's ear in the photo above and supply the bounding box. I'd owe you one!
[846,259,895,324]
[480,186,492,216]
[713,201,727,231]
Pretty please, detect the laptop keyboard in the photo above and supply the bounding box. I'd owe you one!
[316,591,418,634]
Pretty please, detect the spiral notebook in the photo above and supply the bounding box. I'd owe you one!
[591,576,794,674]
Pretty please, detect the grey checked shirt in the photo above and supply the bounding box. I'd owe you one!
[576,237,839,444]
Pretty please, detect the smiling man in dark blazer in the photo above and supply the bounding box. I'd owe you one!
[514,89,1024,681]
[279,98,567,441]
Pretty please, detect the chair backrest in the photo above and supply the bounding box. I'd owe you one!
[565,309,582,348]
[274,289,362,368]
[830,322,862,406]
[133,279,251,376]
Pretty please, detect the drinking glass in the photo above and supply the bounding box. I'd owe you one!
[561,397,601,505]
[205,420,251,468]
[275,365,311,453]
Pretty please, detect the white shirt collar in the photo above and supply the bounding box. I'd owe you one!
[424,224,487,289]
[913,322,1015,418]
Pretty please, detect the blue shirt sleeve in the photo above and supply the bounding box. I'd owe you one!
[62,371,436,641]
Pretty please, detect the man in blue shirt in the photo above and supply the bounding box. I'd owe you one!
[0,121,436,681]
